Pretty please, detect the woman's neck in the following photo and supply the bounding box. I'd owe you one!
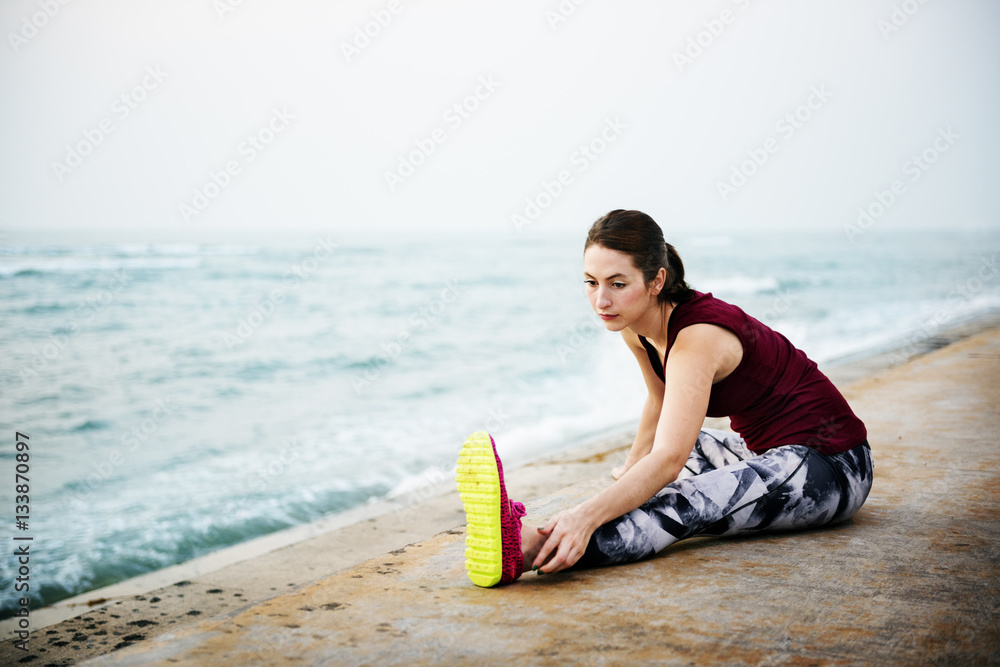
[630,301,674,349]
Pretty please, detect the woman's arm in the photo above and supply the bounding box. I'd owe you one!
[613,394,662,479]
[533,324,735,573]
[613,329,666,478]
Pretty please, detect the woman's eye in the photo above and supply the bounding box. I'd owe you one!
[613,282,626,288]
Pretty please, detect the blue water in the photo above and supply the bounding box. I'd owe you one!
[1,228,998,615]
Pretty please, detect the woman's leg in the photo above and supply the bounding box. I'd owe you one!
[676,428,754,479]
[573,432,873,569]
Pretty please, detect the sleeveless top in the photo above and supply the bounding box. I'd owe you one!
[638,292,867,454]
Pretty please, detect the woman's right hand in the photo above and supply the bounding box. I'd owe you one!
[612,455,640,480]
[533,507,598,574]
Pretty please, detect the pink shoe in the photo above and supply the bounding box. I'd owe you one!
[456,431,526,587]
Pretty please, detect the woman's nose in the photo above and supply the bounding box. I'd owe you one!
[595,288,612,309]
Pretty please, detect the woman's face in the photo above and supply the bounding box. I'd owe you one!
[583,245,660,332]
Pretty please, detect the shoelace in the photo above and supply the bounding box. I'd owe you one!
[509,500,526,519]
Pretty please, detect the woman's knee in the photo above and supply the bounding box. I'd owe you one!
[833,443,874,522]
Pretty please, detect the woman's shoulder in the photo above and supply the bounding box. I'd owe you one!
[670,292,747,334]
[675,291,739,315]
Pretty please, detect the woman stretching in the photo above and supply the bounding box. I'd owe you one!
[456,209,873,587]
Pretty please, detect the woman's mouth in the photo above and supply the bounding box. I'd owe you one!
[598,313,618,321]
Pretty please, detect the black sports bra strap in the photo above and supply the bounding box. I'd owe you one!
[638,335,665,381]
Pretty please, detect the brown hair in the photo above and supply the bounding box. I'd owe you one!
[584,209,695,306]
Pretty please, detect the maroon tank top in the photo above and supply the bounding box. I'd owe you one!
[638,292,867,454]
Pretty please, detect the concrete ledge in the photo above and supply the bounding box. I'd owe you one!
[68,329,1000,665]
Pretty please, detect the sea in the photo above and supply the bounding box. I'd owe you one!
[1,227,999,616]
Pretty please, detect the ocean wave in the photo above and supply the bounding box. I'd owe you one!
[700,275,780,295]
[0,256,202,277]
[343,348,432,372]
[193,245,261,256]
[386,465,454,500]
[233,359,293,380]
[21,302,75,314]
[0,243,259,259]
[71,419,112,433]
[801,292,1000,366]
[0,245,74,257]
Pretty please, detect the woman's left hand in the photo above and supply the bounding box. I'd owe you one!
[532,508,596,574]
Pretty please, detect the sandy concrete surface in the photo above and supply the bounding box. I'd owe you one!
[36,327,994,665]
[0,423,640,664]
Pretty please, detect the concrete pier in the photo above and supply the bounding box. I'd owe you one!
[71,329,1000,665]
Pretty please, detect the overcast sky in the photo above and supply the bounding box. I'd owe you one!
[1,0,997,238]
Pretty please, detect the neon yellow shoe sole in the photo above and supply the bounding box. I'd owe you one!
[456,431,504,587]
[457,429,533,587]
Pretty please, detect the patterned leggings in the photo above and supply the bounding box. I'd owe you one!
[575,428,873,568]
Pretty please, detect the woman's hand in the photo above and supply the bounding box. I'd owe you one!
[612,449,646,479]
[612,451,643,480]
[531,507,597,574]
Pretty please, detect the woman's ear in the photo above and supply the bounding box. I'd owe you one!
[651,267,667,295]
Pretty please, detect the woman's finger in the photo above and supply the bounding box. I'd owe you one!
[536,510,566,536]
[532,538,557,571]
[538,529,578,573]
[539,539,581,574]
[531,517,565,569]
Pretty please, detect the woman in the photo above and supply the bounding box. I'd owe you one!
[456,209,873,587]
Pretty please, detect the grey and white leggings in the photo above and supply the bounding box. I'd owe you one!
[575,428,873,568]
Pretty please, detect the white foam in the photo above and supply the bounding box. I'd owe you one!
[793,291,1000,366]
[0,256,202,276]
[702,275,780,295]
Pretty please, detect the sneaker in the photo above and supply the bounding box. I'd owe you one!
[456,431,526,587]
